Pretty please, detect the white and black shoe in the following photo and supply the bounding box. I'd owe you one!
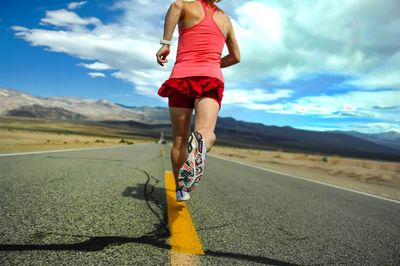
[176,189,190,201]
[177,131,207,192]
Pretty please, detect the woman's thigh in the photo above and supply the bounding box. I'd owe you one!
[169,107,193,141]
[194,97,219,132]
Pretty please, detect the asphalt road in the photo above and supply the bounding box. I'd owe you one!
[0,144,399,265]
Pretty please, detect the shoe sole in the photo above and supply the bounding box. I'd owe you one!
[183,132,205,191]
[176,190,190,201]
[176,196,190,202]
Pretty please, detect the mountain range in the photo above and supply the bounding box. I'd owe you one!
[0,88,165,123]
[1,87,399,161]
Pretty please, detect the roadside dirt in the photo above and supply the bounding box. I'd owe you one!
[210,146,400,201]
[0,129,150,153]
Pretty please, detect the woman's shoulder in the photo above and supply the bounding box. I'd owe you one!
[214,5,231,26]
[170,0,185,10]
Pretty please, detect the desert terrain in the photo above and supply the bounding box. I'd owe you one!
[209,146,400,201]
[1,116,399,201]
[0,117,154,153]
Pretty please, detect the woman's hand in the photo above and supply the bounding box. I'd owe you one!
[156,44,170,67]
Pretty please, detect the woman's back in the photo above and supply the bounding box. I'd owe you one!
[170,0,227,82]
[178,0,229,38]
[156,0,240,70]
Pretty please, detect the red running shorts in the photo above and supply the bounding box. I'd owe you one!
[158,76,224,109]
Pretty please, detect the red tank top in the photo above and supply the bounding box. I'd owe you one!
[169,0,226,83]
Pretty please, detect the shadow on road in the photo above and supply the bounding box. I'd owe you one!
[0,233,168,252]
[0,161,299,265]
[0,238,299,266]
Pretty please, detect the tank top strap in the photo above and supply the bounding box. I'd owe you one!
[200,0,216,17]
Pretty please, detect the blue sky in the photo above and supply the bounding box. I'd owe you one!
[1,0,399,133]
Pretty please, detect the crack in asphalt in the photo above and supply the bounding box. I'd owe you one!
[0,147,305,265]
[0,153,170,253]
[133,165,169,240]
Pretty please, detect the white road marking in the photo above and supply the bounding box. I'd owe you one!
[0,145,136,157]
[2,144,398,204]
[208,153,400,205]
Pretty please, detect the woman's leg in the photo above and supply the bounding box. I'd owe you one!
[194,97,220,152]
[169,107,193,186]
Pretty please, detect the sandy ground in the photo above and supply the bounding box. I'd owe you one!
[209,146,400,201]
[0,129,151,153]
[1,122,398,201]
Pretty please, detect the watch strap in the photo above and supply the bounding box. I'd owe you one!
[160,39,172,45]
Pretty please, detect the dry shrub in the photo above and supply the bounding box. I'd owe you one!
[308,156,321,161]
[326,169,338,175]
[362,162,372,169]
[330,155,340,165]
[348,172,362,180]
[386,163,400,172]
[365,174,386,182]
[294,155,305,160]
[248,149,260,156]
[273,148,284,159]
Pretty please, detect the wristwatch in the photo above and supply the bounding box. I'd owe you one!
[160,39,172,45]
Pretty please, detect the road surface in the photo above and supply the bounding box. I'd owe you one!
[0,144,399,265]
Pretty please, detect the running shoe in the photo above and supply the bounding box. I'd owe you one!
[176,189,190,201]
[177,131,206,192]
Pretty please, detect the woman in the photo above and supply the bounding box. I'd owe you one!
[156,0,240,201]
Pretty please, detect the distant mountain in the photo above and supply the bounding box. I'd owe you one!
[214,117,400,161]
[331,130,400,151]
[116,104,170,122]
[1,87,399,161]
[0,88,166,123]
[100,116,400,161]
[7,104,88,120]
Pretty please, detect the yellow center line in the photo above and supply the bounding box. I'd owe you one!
[164,170,204,265]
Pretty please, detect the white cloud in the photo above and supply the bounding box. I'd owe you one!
[67,1,88,10]
[13,0,400,90]
[12,2,173,97]
[39,9,101,29]
[356,123,400,134]
[237,89,400,120]
[220,0,400,89]
[236,2,282,42]
[295,126,341,132]
[223,88,293,105]
[12,25,163,95]
[78,62,112,70]
[300,122,400,134]
[12,26,28,35]
[10,0,400,128]
[345,51,400,89]
[88,72,105,78]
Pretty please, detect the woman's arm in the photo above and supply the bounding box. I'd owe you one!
[221,16,240,68]
[156,0,184,67]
